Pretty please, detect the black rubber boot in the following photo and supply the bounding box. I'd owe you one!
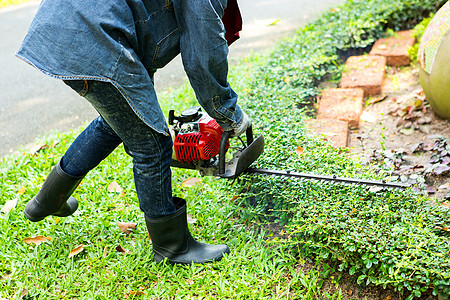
[24,159,84,222]
[145,197,230,264]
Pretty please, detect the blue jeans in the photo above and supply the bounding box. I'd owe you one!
[61,80,176,218]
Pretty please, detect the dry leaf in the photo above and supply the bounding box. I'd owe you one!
[107,181,123,193]
[441,202,450,208]
[182,177,201,187]
[54,217,61,225]
[231,195,240,202]
[18,187,26,195]
[19,288,29,300]
[147,233,153,244]
[116,245,131,254]
[124,289,146,298]
[187,213,197,224]
[368,94,388,105]
[68,244,84,258]
[186,279,194,285]
[360,111,377,123]
[52,140,60,147]
[128,290,145,296]
[118,222,137,234]
[1,199,17,213]
[103,246,108,258]
[435,226,450,232]
[296,146,304,155]
[30,143,49,155]
[23,236,52,246]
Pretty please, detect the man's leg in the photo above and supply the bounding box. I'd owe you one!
[62,80,177,218]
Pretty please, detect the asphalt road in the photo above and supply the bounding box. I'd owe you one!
[0,0,344,157]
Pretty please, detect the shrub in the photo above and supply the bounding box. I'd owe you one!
[233,0,450,299]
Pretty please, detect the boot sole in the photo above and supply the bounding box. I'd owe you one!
[153,251,226,264]
[23,209,45,222]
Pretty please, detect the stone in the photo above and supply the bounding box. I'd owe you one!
[317,88,364,128]
[370,30,416,66]
[340,55,386,96]
[305,118,349,148]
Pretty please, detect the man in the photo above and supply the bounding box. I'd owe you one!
[17,0,250,264]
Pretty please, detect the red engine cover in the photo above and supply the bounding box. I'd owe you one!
[174,115,226,163]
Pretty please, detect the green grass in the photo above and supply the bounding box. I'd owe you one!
[2,0,449,298]
[0,129,323,299]
[0,54,341,299]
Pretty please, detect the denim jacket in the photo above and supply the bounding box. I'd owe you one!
[16,0,243,135]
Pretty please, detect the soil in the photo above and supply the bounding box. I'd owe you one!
[312,64,450,300]
[348,64,450,203]
[266,63,449,300]
[310,64,449,300]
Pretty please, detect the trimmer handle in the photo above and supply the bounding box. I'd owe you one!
[218,125,253,176]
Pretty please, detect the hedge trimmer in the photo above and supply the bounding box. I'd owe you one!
[169,107,409,189]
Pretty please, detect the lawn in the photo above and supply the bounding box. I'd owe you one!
[1,0,449,299]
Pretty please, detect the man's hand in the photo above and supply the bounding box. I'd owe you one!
[230,111,251,137]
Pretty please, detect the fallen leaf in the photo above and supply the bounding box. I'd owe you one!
[186,279,194,285]
[128,290,145,296]
[369,186,383,193]
[116,245,131,254]
[435,226,450,232]
[399,127,414,135]
[368,94,387,105]
[54,217,61,225]
[296,146,304,155]
[68,245,84,258]
[19,288,29,300]
[18,187,26,195]
[103,246,108,258]
[23,236,52,246]
[52,140,60,147]
[433,165,450,175]
[107,181,123,193]
[442,202,450,208]
[255,18,280,26]
[419,125,431,134]
[182,177,201,187]
[187,213,197,224]
[118,222,137,234]
[426,187,436,194]
[30,143,48,155]
[360,111,377,123]
[231,195,240,202]
[1,199,17,213]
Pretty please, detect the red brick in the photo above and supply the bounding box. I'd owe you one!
[370,30,416,66]
[305,118,349,148]
[317,88,364,128]
[340,55,386,96]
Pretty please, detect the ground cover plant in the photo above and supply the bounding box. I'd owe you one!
[235,0,449,299]
[1,0,449,299]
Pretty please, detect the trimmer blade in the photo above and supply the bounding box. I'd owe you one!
[219,135,265,179]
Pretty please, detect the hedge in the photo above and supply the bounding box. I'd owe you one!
[233,0,450,299]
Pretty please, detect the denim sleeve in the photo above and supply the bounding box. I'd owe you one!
[172,0,243,131]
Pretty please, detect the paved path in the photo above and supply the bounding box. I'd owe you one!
[0,0,344,157]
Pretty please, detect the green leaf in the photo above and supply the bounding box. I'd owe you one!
[357,275,367,285]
